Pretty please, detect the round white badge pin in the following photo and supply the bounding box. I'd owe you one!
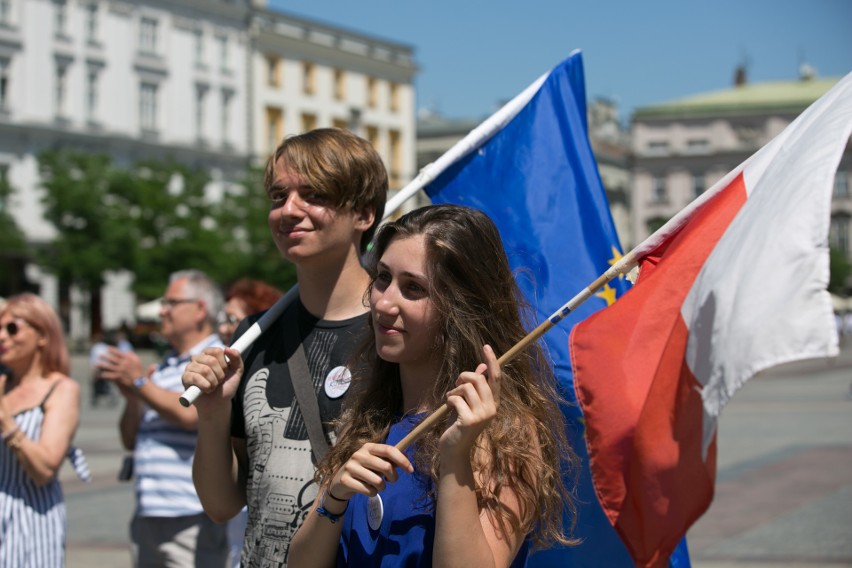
[367,494,384,531]
[324,366,351,399]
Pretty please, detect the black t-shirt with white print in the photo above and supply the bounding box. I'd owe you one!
[230,299,369,568]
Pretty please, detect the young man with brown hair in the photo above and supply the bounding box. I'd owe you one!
[182,128,387,567]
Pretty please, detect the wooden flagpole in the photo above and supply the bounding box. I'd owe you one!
[395,253,636,451]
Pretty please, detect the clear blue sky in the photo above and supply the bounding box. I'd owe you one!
[267,0,852,122]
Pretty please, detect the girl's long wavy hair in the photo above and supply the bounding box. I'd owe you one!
[317,204,579,549]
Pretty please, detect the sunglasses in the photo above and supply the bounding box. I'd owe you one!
[2,320,31,337]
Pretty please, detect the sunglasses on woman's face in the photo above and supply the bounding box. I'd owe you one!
[2,320,29,337]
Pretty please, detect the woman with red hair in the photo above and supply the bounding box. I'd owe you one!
[217,278,284,346]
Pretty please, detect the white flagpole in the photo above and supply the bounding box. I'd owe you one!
[383,66,550,215]
[179,60,556,407]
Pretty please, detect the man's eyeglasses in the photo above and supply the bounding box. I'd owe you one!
[160,298,198,309]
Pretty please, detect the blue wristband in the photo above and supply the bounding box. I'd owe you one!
[316,488,348,523]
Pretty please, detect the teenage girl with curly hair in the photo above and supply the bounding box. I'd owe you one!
[291,204,578,566]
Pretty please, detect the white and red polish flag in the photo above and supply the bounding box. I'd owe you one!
[571,72,852,568]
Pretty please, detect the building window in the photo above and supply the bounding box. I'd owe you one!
[646,216,669,235]
[195,85,207,141]
[301,112,316,133]
[194,29,204,66]
[0,58,9,110]
[139,17,158,54]
[367,76,377,107]
[332,118,348,131]
[0,164,9,213]
[140,82,158,131]
[85,3,98,41]
[692,173,705,198]
[55,64,68,116]
[266,107,282,153]
[830,215,850,256]
[334,69,345,100]
[365,125,379,151]
[736,125,761,146]
[221,90,232,145]
[389,82,399,112]
[389,129,401,187]
[647,141,669,156]
[686,139,709,154]
[266,55,280,87]
[218,35,229,72]
[651,175,668,204]
[54,0,67,36]
[86,69,98,121]
[303,62,314,95]
[834,170,849,198]
[0,1,11,26]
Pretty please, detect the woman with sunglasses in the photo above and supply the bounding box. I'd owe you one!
[0,293,84,567]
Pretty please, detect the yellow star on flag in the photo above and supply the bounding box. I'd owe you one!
[595,283,617,306]
[607,246,625,279]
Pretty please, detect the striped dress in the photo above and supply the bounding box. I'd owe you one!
[0,382,89,568]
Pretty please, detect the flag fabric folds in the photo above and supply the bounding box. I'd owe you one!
[425,51,689,567]
[571,73,852,567]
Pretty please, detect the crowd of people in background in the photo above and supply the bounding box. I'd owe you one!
[1,271,290,568]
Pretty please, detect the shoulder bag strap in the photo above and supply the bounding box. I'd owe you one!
[283,323,331,461]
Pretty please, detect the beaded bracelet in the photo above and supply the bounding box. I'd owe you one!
[316,488,349,524]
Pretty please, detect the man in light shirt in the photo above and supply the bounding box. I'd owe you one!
[100,269,228,567]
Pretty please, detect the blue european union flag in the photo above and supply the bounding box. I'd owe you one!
[425,51,690,567]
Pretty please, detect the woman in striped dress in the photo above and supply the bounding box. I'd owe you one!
[0,293,83,567]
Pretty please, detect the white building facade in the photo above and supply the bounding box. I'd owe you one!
[1,0,253,340]
[0,0,251,242]
[0,0,418,343]
[630,69,851,266]
[250,6,417,196]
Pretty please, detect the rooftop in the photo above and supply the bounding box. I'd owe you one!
[416,113,482,137]
[633,75,842,120]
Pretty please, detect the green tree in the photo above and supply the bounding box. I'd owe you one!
[108,160,232,298]
[38,150,294,330]
[113,162,221,298]
[829,246,851,295]
[214,166,296,291]
[38,149,132,328]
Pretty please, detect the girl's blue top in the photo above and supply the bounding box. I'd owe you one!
[337,413,530,567]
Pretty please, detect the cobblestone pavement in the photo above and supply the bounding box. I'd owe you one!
[60,339,852,567]
[686,336,852,568]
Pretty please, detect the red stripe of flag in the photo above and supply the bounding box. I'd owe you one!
[571,173,747,567]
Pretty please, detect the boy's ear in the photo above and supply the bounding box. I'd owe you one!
[355,207,375,232]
